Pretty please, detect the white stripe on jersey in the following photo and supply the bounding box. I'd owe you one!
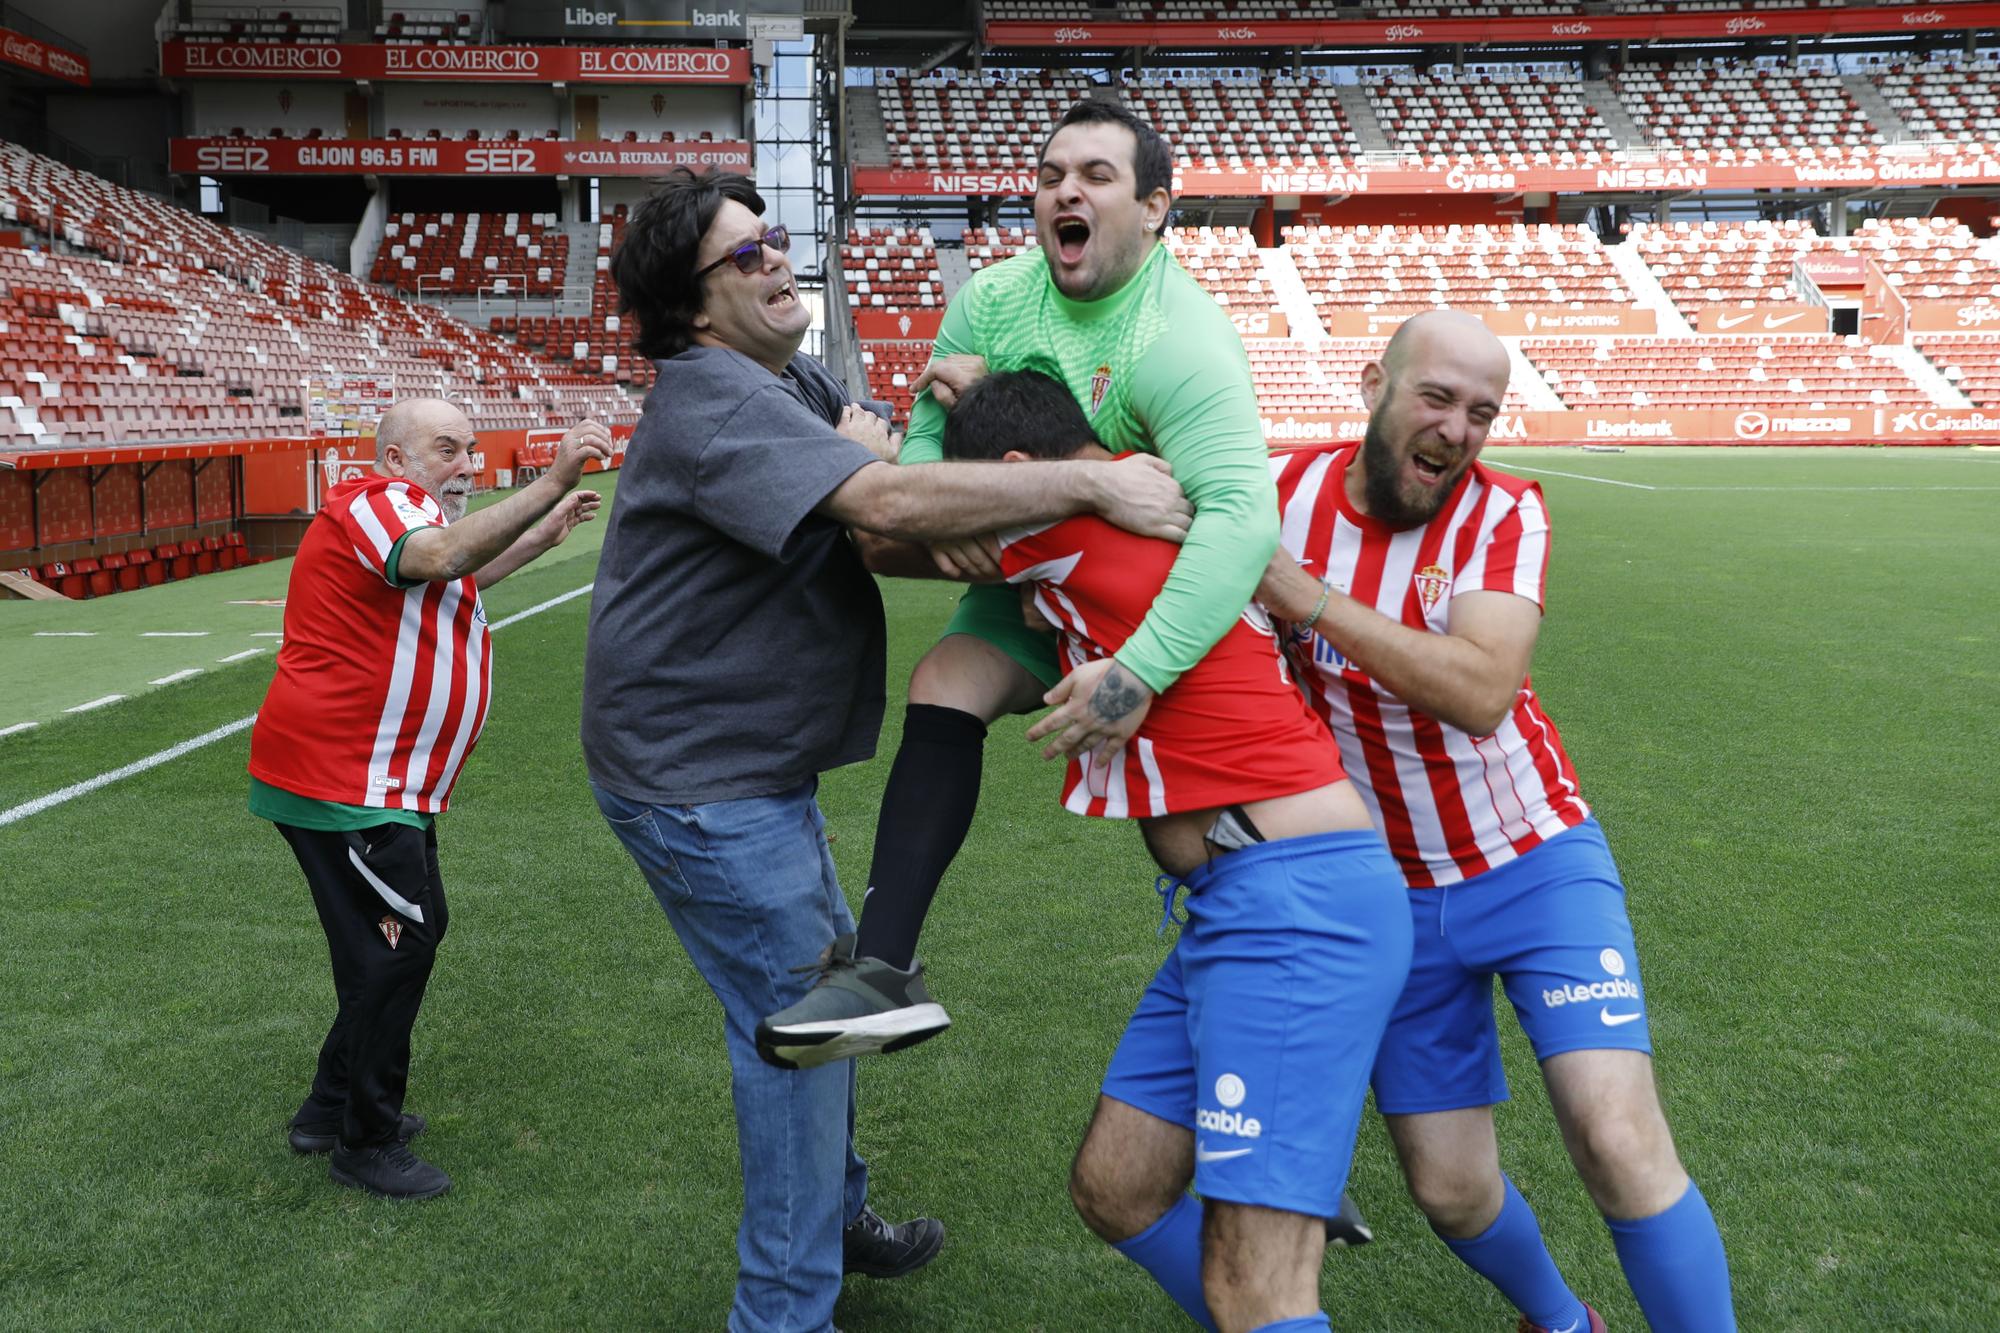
[429,596,488,808]
[1103,739,1131,818]
[1135,738,1167,818]
[1276,451,1584,885]
[347,490,398,567]
[398,579,465,807]
[365,584,429,807]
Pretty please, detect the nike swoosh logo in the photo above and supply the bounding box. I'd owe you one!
[1764,312,1806,328]
[1716,312,1756,329]
[1600,1009,1643,1026]
[1196,1145,1254,1163]
[1551,1321,1582,1333]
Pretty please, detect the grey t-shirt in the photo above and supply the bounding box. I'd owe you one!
[581,345,886,805]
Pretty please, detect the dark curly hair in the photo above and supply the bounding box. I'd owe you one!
[612,168,766,362]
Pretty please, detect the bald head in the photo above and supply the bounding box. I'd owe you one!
[1350,310,1513,528]
[374,397,477,520]
[1381,309,1510,389]
[374,397,468,463]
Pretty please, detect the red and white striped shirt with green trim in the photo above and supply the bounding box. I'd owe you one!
[250,475,491,814]
[1273,444,1587,887]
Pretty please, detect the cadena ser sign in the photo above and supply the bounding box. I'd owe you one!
[170,137,751,176]
[160,40,747,84]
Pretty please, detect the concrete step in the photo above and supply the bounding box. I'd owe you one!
[1841,74,1911,143]
[1581,80,1648,150]
[1256,247,1327,341]
[1604,240,1696,336]
[935,245,974,303]
[1883,341,1975,407]
[845,86,890,165]
[1334,84,1392,156]
[1500,338,1566,410]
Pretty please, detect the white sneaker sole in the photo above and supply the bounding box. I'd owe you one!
[762,1003,952,1069]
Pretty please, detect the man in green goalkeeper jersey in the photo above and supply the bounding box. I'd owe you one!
[757,99,1279,1067]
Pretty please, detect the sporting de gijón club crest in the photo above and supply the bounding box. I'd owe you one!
[379,915,402,949]
[1414,563,1450,614]
[1090,363,1113,415]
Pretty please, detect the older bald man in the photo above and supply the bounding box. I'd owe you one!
[250,398,608,1200]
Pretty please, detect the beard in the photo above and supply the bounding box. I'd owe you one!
[1359,415,1458,528]
[437,488,469,522]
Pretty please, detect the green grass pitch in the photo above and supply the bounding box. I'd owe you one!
[2,447,1996,1329]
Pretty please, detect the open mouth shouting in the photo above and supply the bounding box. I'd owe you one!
[765,279,798,312]
[1408,444,1457,488]
[1053,213,1092,267]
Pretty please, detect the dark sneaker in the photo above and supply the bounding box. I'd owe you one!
[1324,1191,1373,1248]
[755,934,951,1070]
[328,1140,451,1200]
[1518,1305,1606,1333]
[843,1205,945,1279]
[289,1112,427,1156]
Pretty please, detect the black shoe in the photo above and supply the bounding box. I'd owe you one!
[328,1140,451,1200]
[1324,1191,1373,1248]
[289,1112,427,1156]
[843,1205,944,1279]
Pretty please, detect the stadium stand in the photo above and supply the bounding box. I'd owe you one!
[858,340,932,423]
[490,206,655,387]
[1916,336,2000,407]
[372,212,569,297]
[841,226,944,313]
[1287,224,1634,310]
[1626,220,1825,313]
[0,143,638,449]
[1524,335,1930,408]
[1367,70,1617,159]
[176,3,343,40]
[1610,61,1882,150]
[872,72,1358,169]
[1870,58,2000,143]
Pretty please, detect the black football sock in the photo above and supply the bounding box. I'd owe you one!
[853,704,987,971]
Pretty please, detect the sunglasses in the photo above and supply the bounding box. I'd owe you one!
[695,224,790,279]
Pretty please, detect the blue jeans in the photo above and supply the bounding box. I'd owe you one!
[594,779,869,1333]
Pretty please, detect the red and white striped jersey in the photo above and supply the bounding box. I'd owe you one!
[1000,512,1344,819]
[1272,444,1588,886]
[250,475,492,814]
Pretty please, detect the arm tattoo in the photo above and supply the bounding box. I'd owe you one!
[1089,665,1145,724]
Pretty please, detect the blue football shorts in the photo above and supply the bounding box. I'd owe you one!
[1370,817,1654,1117]
[1100,829,1412,1219]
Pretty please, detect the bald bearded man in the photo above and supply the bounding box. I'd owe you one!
[250,399,608,1200]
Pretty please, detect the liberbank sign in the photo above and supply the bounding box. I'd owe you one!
[502,0,803,41]
[851,146,2000,198]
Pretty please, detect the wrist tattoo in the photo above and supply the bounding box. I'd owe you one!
[1090,665,1144,723]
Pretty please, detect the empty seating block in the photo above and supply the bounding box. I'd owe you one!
[1369,70,1615,158]
[1286,223,1632,310]
[842,226,945,311]
[1917,335,2000,408]
[1612,63,1881,151]
[1524,336,1929,410]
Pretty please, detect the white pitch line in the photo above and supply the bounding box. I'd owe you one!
[0,716,257,828]
[1655,485,2000,493]
[151,668,205,686]
[0,721,38,738]
[141,631,210,638]
[65,695,125,714]
[488,581,595,630]
[1484,461,1657,490]
[0,581,595,829]
[217,648,264,663]
[251,632,284,638]
[33,631,96,637]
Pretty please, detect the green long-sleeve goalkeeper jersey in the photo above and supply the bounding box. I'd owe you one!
[900,241,1277,694]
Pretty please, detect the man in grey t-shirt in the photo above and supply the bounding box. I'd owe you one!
[582,169,1192,1333]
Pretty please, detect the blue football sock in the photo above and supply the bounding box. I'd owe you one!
[1111,1193,1216,1332]
[1249,1316,1332,1332]
[1437,1176,1591,1333]
[1606,1179,1736,1332]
